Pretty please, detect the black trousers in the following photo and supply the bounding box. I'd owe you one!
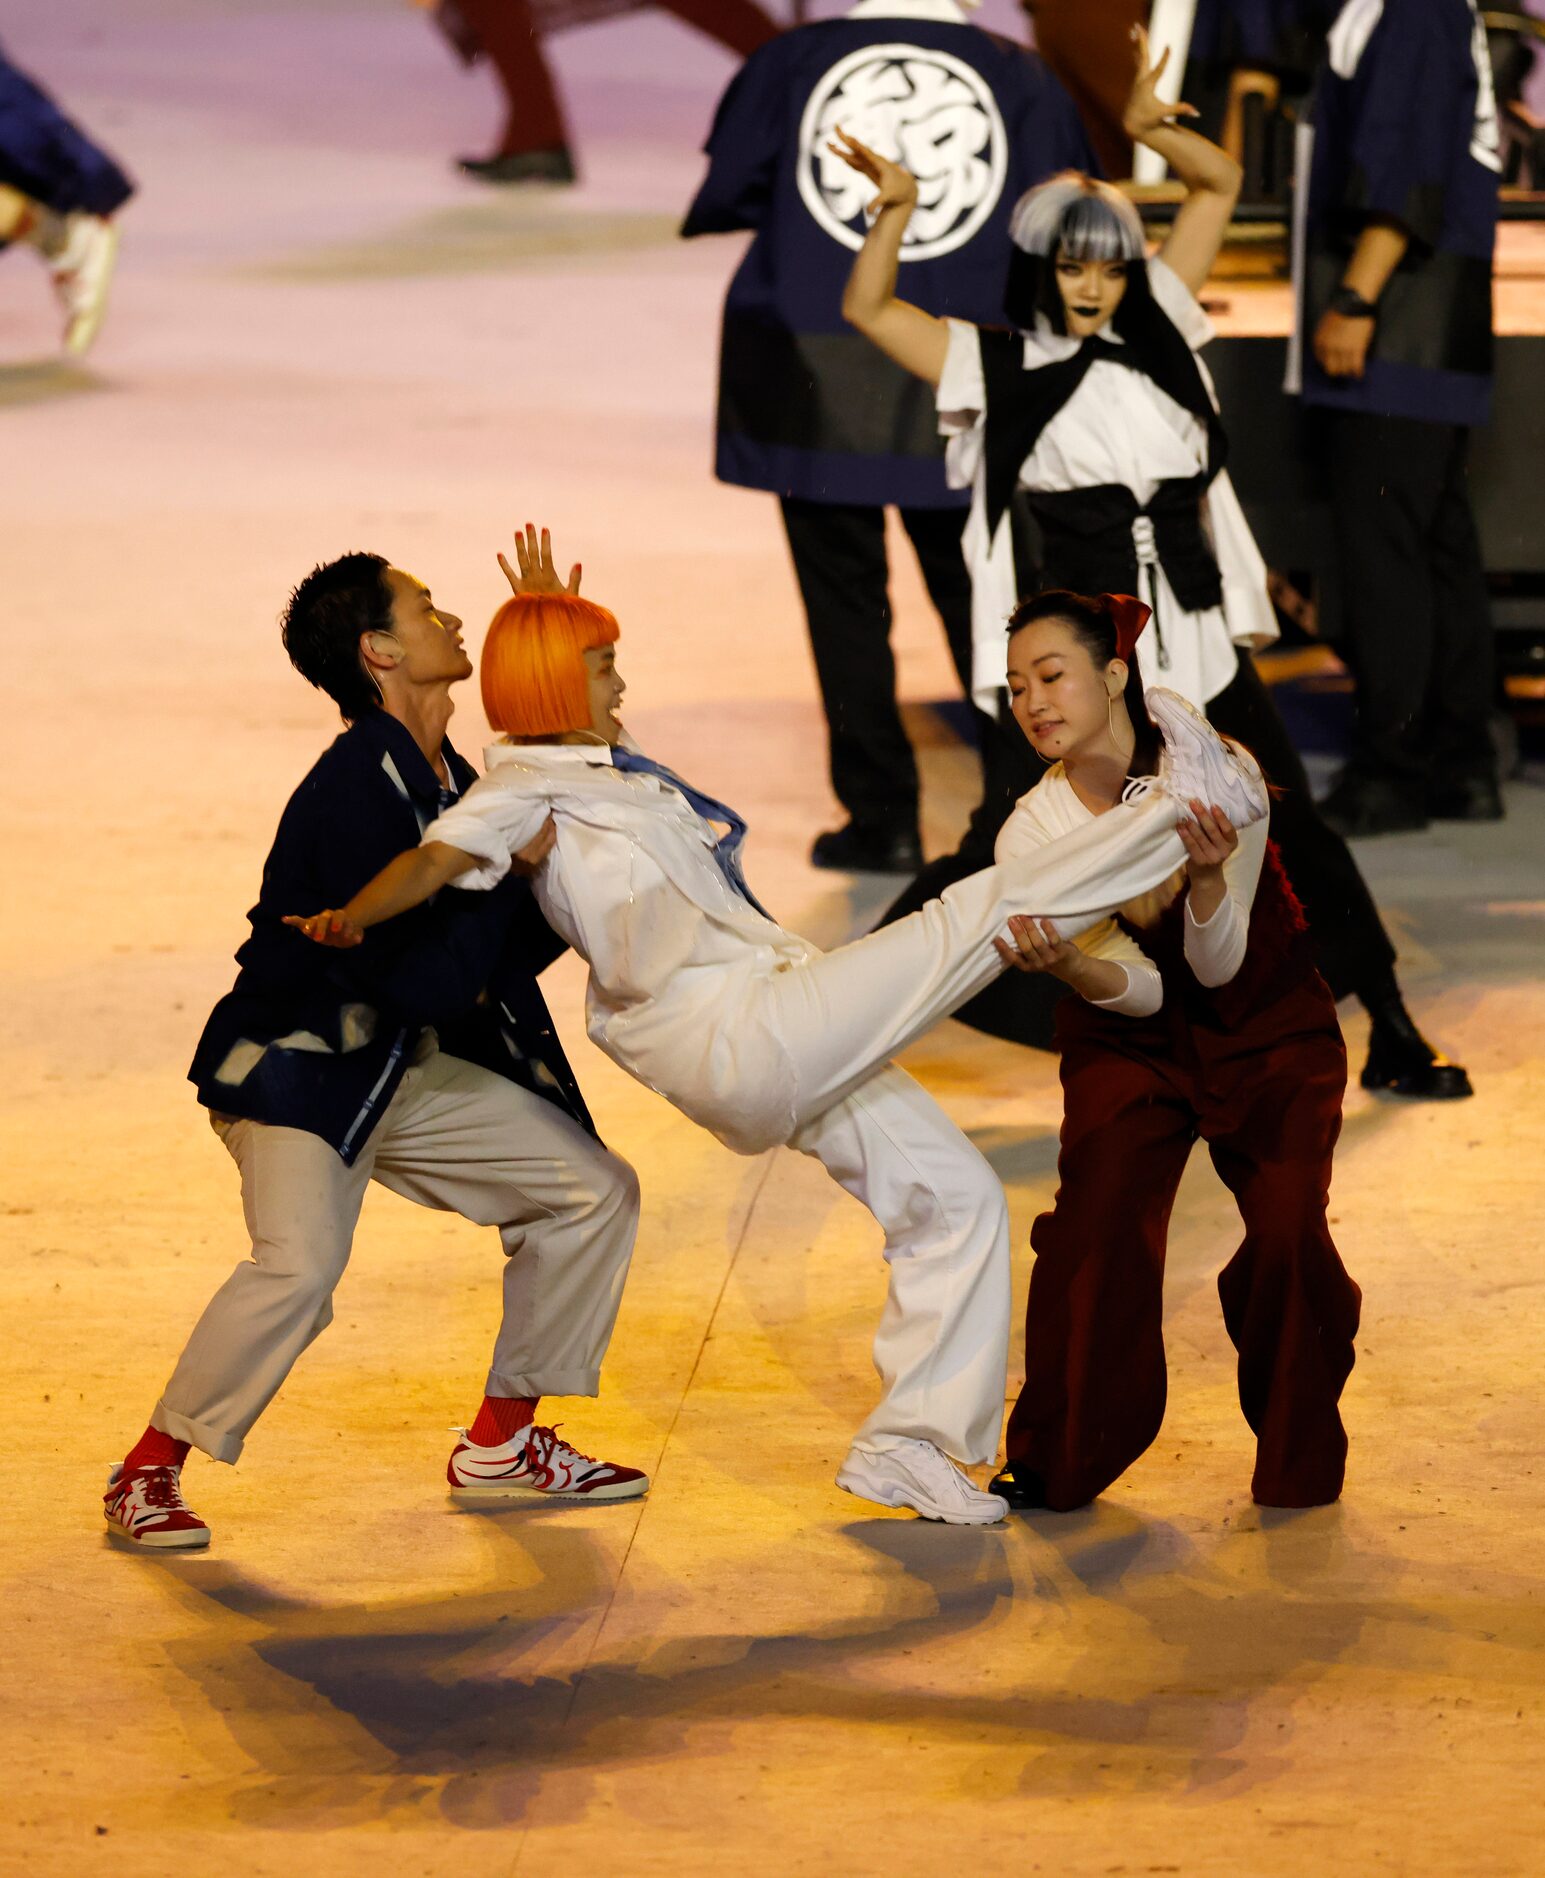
[877,649,1397,1047]
[1321,411,1497,794]
[780,497,980,835]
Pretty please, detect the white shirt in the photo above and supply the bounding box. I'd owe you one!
[937,257,1278,712]
[994,753,1270,1012]
[422,738,813,1142]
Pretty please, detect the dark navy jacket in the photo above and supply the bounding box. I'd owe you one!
[0,45,134,218]
[1294,0,1499,426]
[189,710,592,1163]
[681,0,1094,508]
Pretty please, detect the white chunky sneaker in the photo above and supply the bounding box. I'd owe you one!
[1146,686,1269,828]
[103,1463,211,1549]
[33,209,120,355]
[836,1440,1008,1525]
[447,1424,648,1502]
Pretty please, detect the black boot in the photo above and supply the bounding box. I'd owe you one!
[809,822,923,875]
[457,146,577,185]
[1359,990,1473,1099]
[987,1464,1051,1510]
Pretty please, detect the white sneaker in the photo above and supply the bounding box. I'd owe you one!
[1145,686,1269,828]
[446,1424,648,1502]
[33,210,120,355]
[836,1440,1008,1525]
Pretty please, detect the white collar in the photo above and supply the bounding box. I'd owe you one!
[485,735,618,771]
[845,0,971,21]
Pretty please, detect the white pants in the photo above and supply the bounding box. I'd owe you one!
[155,1047,640,1464]
[640,786,1187,1468]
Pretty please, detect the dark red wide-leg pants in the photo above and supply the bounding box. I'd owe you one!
[1004,999,1360,1510]
[456,0,780,159]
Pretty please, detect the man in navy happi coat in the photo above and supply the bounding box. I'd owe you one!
[1290,0,1504,834]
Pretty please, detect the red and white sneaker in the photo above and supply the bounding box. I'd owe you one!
[447,1424,648,1503]
[103,1463,211,1549]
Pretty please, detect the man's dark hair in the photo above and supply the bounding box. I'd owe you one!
[281,551,395,722]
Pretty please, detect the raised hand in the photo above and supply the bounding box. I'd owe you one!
[1122,23,1199,143]
[826,126,919,216]
[498,523,582,599]
[282,910,364,948]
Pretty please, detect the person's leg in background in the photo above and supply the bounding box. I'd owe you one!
[1424,424,1504,822]
[0,48,132,352]
[451,0,575,183]
[997,1027,1198,1511]
[780,496,925,874]
[1319,410,1449,836]
[1206,651,1472,1098]
[658,0,781,58]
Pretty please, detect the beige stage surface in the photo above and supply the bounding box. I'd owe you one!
[5,3,1545,1873]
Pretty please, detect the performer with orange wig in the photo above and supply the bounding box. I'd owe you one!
[289,528,1271,1526]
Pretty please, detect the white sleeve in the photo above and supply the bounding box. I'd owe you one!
[422,770,553,893]
[936,317,986,438]
[1146,255,1215,351]
[995,783,1164,1017]
[1184,754,1270,987]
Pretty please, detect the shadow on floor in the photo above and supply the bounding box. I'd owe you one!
[120,1494,1530,1830]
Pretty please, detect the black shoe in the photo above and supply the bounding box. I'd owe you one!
[457,147,577,185]
[810,823,923,875]
[1319,772,1428,839]
[1360,996,1473,1100]
[1426,773,1504,823]
[987,1464,1050,1511]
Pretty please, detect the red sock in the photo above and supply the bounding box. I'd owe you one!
[122,1425,190,1473]
[468,1395,539,1446]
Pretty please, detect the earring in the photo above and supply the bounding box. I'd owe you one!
[1107,691,1135,762]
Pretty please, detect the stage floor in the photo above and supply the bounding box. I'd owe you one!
[5,4,1545,1873]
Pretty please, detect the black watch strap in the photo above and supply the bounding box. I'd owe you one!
[1329,284,1379,319]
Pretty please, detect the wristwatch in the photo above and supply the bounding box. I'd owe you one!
[1329,284,1379,319]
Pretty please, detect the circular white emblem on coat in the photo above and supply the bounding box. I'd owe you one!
[797,43,1008,261]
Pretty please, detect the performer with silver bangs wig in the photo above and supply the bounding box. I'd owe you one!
[830,22,1472,1103]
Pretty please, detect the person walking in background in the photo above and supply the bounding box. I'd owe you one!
[426,0,780,186]
[683,0,1094,874]
[1291,0,1505,834]
[0,42,132,354]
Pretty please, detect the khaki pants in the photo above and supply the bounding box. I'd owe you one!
[154,1047,640,1464]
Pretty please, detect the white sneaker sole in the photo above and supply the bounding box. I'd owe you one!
[448,1477,648,1504]
[104,1516,211,1550]
[835,1459,1007,1526]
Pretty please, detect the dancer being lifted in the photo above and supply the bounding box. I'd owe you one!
[289,525,1270,1526]
[987,590,1360,1511]
[830,23,1472,1103]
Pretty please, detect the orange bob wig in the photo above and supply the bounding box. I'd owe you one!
[480,593,621,738]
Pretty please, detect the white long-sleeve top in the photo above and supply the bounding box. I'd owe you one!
[994,753,1271,1011]
[936,256,1278,713]
[421,737,813,1142]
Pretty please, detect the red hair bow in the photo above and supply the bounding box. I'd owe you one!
[1101,592,1152,666]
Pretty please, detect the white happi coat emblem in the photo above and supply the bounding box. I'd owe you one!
[797,43,1008,261]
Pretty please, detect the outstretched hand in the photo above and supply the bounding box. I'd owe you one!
[498,523,581,599]
[1122,23,1199,141]
[826,126,918,215]
[283,910,364,948]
